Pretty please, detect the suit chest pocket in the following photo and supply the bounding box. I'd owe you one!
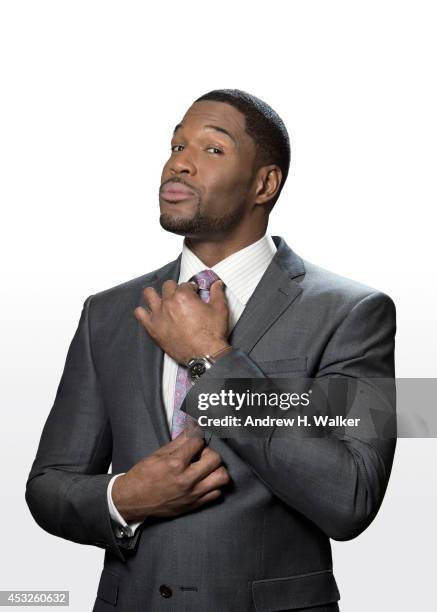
[257,356,308,376]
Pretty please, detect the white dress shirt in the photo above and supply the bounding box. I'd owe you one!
[107,234,277,538]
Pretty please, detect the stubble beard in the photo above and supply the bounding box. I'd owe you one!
[159,198,246,237]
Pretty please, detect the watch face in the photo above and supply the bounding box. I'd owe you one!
[190,360,207,379]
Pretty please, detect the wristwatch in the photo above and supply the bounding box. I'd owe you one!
[187,345,232,381]
[187,356,214,381]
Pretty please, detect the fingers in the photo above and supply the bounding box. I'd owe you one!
[141,280,199,313]
[134,306,152,328]
[162,280,178,299]
[175,432,207,466]
[209,279,227,307]
[191,488,223,509]
[160,428,205,467]
[185,446,223,483]
[142,286,162,311]
[177,281,200,296]
[191,465,230,496]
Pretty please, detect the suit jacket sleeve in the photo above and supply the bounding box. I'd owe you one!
[25,296,140,562]
[185,291,397,541]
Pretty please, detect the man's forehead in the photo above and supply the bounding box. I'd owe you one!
[176,101,246,136]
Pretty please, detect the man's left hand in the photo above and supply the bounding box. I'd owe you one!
[134,279,231,364]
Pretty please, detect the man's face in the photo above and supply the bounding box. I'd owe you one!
[159,100,258,238]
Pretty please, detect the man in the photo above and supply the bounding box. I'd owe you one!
[26,89,396,611]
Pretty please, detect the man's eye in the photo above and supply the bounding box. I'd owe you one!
[171,144,184,152]
[206,147,223,154]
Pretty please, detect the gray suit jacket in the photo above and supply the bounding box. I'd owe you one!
[25,236,396,611]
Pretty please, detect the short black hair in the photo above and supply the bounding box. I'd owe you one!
[195,89,290,207]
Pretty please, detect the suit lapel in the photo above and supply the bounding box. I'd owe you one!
[137,256,181,446]
[229,237,305,353]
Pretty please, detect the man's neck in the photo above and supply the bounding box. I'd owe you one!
[184,231,267,268]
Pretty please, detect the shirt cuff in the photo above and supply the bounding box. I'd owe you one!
[107,473,144,538]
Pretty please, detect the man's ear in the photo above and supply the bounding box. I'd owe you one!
[253,165,282,207]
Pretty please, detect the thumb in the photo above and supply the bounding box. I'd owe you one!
[209,279,226,305]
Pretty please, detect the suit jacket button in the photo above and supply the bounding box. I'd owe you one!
[159,585,172,598]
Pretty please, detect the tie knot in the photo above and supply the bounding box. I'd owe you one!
[191,269,220,291]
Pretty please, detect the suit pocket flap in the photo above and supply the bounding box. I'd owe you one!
[252,569,340,611]
[97,570,119,606]
[258,356,307,374]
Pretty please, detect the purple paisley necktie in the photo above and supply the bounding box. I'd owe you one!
[170,269,220,439]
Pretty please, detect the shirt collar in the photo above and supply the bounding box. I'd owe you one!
[178,234,277,306]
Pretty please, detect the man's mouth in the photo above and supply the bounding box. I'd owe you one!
[160,181,197,203]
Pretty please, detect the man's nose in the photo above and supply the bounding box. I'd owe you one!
[170,149,196,175]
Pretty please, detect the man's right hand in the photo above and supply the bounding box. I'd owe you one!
[111,427,230,521]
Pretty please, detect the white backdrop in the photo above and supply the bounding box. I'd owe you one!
[1,1,436,610]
